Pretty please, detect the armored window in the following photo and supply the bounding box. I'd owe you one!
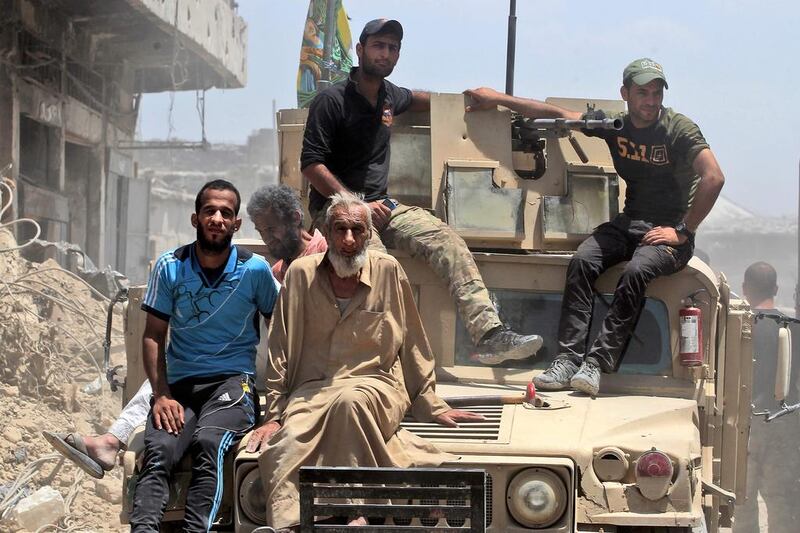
[453,290,672,376]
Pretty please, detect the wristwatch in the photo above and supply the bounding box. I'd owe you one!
[674,221,695,240]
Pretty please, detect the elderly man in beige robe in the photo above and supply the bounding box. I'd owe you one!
[246,192,482,530]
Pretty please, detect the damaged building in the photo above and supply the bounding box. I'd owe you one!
[0,0,247,282]
[136,128,278,272]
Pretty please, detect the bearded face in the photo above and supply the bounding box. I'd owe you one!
[196,221,235,253]
[357,34,400,79]
[253,209,303,263]
[193,189,240,254]
[325,204,371,278]
[269,228,302,262]
[327,240,368,278]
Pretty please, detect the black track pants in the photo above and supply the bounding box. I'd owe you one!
[556,214,693,372]
[130,374,257,533]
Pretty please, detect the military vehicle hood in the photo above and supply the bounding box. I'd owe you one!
[416,383,701,465]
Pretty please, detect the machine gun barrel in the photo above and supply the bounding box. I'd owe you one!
[766,401,800,422]
[516,117,623,164]
[527,117,624,131]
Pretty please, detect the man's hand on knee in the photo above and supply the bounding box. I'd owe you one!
[152,395,184,434]
[434,409,485,428]
[367,201,392,232]
[245,420,281,453]
[641,226,686,246]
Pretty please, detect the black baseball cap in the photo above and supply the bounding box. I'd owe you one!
[359,18,403,44]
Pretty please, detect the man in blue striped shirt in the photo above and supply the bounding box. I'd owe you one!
[129,180,280,533]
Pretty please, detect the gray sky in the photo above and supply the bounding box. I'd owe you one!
[138,0,800,218]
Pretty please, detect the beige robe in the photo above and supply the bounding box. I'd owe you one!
[258,251,452,528]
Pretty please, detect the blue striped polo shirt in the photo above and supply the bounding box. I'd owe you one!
[142,243,280,384]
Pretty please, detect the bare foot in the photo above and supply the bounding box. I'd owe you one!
[347,516,368,526]
[83,433,122,470]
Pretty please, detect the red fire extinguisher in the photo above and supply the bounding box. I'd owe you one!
[679,291,705,367]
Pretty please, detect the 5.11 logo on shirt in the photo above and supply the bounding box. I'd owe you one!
[616,136,669,166]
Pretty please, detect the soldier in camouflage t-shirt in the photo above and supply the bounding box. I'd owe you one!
[465,58,725,395]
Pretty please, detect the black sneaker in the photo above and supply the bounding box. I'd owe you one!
[475,328,544,365]
[532,359,579,390]
[570,360,601,396]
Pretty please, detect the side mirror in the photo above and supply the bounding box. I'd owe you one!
[775,326,792,402]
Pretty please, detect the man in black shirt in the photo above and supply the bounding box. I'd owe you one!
[734,262,800,533]
[301,18,543,363]
[466,58,725,394]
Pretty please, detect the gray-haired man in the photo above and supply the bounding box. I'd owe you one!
[249,192,483,530]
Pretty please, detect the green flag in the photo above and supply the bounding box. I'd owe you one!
[297,0,353,108]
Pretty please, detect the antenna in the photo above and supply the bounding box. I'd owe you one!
[505,0,517,95]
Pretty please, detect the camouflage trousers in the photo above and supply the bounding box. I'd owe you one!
[733,420,800,533]
[314,202,501,344]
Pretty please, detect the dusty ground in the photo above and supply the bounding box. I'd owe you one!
[0,228,127,532]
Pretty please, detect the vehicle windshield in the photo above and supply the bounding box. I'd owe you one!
[454,290,672,375]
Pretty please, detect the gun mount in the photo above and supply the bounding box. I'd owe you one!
[513,115,624,172]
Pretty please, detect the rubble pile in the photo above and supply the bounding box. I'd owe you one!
[0,228,127,532]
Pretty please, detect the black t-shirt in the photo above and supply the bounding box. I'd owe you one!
[584,107,709,226]
[301,67,413,214]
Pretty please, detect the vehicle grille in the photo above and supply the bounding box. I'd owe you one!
[485,473,493,526]
[384,472,493,528]
[444,473,493,527]
[298,467,486,530]
[400,405,503,441]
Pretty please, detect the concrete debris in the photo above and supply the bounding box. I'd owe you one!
[1,228,127,531]
[0,483,30,509]
[15,418,40,434]
[75,420,94,437]
[10,486,65,531]
[99,415,116,430]
[62,383,81,413]
[13,447,27,464]
[3,427,22,444]
[81,377,103,396]
[0,481,19,502]
[0,229,123,399]
[0,385,18,397]
[0,229,16,252]
[94,478,122,505]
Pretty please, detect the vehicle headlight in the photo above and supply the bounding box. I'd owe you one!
[238,467,267,525]
[507,468,567,528]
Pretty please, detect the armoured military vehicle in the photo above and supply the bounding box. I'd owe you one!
[119,94,756,532]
